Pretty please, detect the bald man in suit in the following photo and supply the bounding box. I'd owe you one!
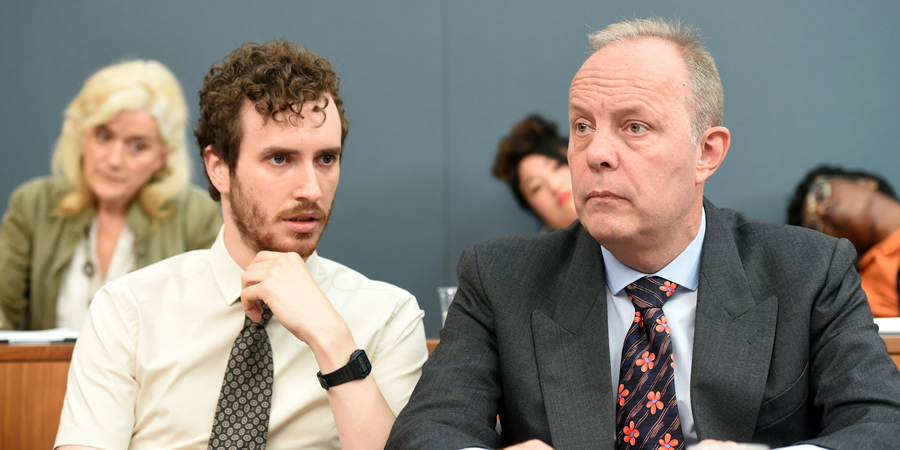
[387,18,900,450]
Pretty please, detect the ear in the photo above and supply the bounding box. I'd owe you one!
[203,145,231,196]
[695,126,731,185]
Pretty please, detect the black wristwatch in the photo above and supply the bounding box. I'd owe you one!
[317,349,371,390]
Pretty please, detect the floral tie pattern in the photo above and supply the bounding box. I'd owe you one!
[208,300,274,449]
[616,277,684,449]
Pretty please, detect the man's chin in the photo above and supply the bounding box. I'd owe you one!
[253,232,321,258]
[584,222,633,247]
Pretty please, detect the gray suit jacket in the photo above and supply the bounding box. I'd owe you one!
[387,201,900,449]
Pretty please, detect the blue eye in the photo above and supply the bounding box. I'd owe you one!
[320,154,336,165]
[271,155,287,165]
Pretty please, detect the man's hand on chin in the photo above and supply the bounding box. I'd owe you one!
[239,250,351,349]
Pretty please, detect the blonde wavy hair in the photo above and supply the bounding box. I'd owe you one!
[51,59,190,220]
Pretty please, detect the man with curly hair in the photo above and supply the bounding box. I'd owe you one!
[55,41,427,450]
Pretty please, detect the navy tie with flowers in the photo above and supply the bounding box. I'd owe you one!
[208,300,274,449]
[616,276,684,450]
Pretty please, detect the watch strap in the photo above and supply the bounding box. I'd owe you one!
[317,349,370,390]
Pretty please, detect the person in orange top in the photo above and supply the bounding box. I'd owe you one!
[788,165,900,317]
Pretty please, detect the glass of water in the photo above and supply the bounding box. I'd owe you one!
[436,286,457,326]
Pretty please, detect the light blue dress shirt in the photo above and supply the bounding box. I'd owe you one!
[603,208,705,446]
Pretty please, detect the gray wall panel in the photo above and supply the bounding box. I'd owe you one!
[2,1,899,337]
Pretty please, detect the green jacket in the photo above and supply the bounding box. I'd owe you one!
[0,177,222,330]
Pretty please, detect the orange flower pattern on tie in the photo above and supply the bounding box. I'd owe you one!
[658,433,680,450]
[646,391,664,414]
[660,281,677,297]
[636,351,656,372]
[623,422,639,446]
[618,384,630,407]
[656,316,670,334]
[616,276,685,450]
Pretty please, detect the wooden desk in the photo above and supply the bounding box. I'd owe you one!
[0,337,896,450]
[884,335,900,371]
[0,344,74,450]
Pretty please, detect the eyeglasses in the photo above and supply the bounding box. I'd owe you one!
[803,176,832,231]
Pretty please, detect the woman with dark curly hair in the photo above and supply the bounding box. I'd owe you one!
[492,114,578,231]
[0,60,221,330]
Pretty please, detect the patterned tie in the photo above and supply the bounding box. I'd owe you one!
[208,300,274,449]
[616,276,684,450]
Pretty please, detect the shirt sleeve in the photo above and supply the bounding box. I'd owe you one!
[55,283,140,449]
[369,293,427,416]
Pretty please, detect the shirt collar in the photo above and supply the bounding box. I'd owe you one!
[209,226,324,306]
[601,207,706,295]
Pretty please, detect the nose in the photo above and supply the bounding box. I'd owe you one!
[105,142,125,167]
[291,162,322,203]
[582,131,618,172]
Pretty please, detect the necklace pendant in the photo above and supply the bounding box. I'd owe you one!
[83,261,95,277]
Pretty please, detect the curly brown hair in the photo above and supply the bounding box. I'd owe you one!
[492,114,568,213]
[195,40,349,200]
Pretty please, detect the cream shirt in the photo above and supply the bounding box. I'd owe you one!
[56,219,135,331]
[55,230,427,449]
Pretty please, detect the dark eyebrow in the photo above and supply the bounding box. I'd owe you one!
[260,146,300,157]
[260,146,343,158]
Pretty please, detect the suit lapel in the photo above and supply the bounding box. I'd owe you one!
[532,228,616,449]
[690,203,778,441]
[48,208,94,279]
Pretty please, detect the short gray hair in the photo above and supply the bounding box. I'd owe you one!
[589,18,723,143]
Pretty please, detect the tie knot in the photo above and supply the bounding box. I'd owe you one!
[241,299,274,328]
[257,301,273,326]
[624,276,678,310]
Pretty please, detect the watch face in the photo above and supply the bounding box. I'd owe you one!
[353,350,372,377]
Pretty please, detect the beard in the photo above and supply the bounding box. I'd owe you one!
[229,175,333,259]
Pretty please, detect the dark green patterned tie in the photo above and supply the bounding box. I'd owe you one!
[208,300,274,449]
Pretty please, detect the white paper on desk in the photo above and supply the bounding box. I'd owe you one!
[875,318,900,335]
[0,328,79,344]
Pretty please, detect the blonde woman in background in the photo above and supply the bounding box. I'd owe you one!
[0,60,222,330]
